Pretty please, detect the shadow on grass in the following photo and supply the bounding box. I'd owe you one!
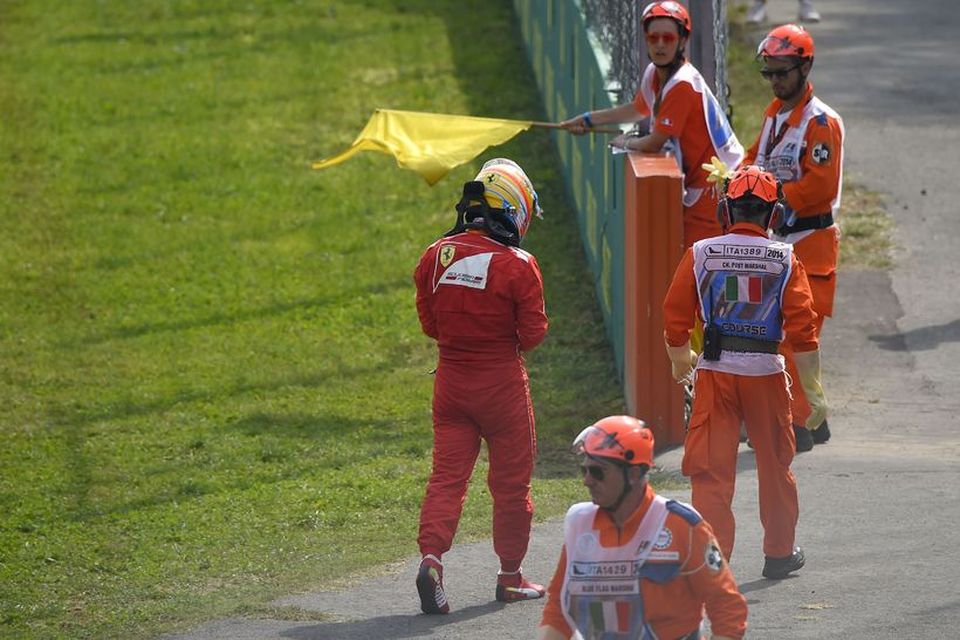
[71,276,409,346]
[58,411,404,523]
[47,364,388,427]
[226,411,395,440]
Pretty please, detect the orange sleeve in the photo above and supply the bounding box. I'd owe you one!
[684,521,748,638]
[782,256,820,353]
[662,248,699,347]
[414,250,438,339]
[651,82,695,138]
[539,546,573,637]
[742,132,761,166]
[633,89,652,118]
[781,114,843,216]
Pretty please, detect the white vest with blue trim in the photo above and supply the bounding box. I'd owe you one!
[639,62,744,207]
[692,233,792,376]
[560,498,669,640]
[752,96,845,244]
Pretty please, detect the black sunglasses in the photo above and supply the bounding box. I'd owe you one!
[580,464,606,481]
[759,63,801,80]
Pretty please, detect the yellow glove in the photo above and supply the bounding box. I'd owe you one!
[701,155,730,185]
[793,349,828,430]
[665,341,698,384]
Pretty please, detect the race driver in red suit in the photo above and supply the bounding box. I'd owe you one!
[413,158,549,614]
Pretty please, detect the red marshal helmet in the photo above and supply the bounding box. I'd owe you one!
[571,415,655,467]
[757,23,815,60]
[641,1,692,35]
[725,165,780,203]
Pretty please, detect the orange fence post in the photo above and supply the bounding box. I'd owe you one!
[623,153,687,448]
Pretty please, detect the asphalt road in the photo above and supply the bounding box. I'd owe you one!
[163,1,960,638]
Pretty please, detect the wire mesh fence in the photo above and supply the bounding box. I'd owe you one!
[580,0,729,113]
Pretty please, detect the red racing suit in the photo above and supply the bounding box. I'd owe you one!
[539,484,747,639]
[744,82,844,427]
[414,229,548,570]
[663,223,820,560]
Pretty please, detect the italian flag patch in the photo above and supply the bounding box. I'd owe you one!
[725,275,762,303]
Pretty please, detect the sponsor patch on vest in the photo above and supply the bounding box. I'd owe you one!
[575,532,599,555]
[653,527,672,549]
[811,142,831,165]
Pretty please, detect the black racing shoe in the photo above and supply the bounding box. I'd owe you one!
[763,547,806,579]
[416,556,450,614]
[812,420,831,444]
[793,424,814,452]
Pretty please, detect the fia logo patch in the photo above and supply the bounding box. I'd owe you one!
[439,245,456,268]
[654,527,673,549]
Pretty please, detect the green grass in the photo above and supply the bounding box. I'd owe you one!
[0,4,893,638]
[727,17,894,268]
[0,1,621,638]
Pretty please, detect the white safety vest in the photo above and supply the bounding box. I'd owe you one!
[559,498,669,640]
[638,62,744,207]
[692,233,792,377]
[752,97,845,244]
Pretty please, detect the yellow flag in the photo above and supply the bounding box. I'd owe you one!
[312,109,533,185]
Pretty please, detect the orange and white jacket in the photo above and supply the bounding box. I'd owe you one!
[539,484,747,639]
[744,83,844,311]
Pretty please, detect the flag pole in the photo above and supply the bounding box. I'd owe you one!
[530,121,622,135]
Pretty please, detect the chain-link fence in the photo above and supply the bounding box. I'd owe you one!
[580,1,642,103]
[581,0,729,113]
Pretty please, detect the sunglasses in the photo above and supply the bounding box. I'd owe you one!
[759,64,801,80]
[580,464,607,481]
[645,32,679,46]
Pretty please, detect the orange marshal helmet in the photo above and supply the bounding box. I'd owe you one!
[718,164,784,230]
[571,415,655,468]
[757,23,815,60]
[641,1,692,35]
[726,165,780,203]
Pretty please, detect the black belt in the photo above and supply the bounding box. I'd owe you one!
[722,336,779,354]
[775,212,833,236]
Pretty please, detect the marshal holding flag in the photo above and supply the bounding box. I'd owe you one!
[312,109,618,185]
